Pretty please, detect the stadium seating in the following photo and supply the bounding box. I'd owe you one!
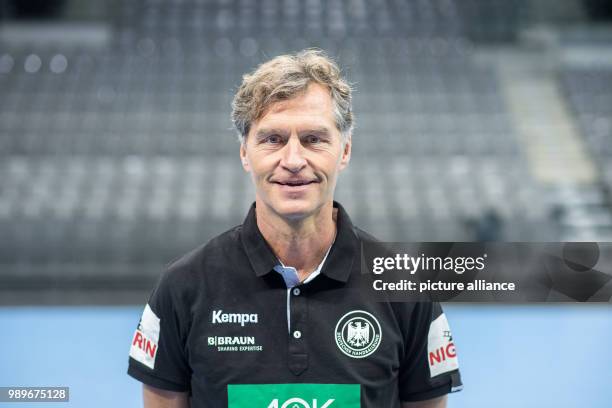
[0,0,610,293]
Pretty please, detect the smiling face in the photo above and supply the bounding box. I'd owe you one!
[240,82,351,221]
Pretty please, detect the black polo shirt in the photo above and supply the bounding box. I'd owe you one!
[128,202,463,407]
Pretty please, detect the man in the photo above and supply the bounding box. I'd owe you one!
[128,49,462,407]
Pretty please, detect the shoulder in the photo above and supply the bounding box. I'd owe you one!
[353,226,380,243]
[353,225,392,259]
[350,225,437,319]
[156,225,243,295]
[169,225,242,269]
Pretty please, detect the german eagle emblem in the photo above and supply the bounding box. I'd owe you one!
[347,321,370,347]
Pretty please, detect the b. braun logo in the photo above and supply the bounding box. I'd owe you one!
[267,398,334,408]
[334,310,382,358]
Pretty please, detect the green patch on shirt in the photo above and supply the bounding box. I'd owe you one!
[227,383,360,407]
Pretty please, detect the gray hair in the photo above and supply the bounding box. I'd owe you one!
[231,48,353,143]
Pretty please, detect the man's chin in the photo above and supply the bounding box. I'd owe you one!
[270,200,319,221]
[277,207,313,221]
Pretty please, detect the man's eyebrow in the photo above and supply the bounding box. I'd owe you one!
[298,127,331,136]
[255,128,288,138]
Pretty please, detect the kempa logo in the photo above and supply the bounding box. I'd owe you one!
[267,398,334,408]
[334,310,382,358]
[211,310,258,326]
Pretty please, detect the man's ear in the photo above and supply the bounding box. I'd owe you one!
[240,141,250,172]
[339,135,352,170]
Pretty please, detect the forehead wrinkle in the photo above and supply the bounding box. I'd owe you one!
[253,84,337,137]
[266,84,332,114]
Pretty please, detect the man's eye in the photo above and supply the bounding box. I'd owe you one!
[305,135,321,144]
[265,135,282,144]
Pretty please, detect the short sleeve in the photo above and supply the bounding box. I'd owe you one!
[127,269,192,392]
[398,301,463,402]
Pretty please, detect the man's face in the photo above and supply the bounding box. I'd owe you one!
[240,82,351,221]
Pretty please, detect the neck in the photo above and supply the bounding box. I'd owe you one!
[255,199,337,281]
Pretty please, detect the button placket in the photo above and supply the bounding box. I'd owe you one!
[287,286,308,375]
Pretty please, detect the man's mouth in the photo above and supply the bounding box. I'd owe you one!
[273,180,317,186]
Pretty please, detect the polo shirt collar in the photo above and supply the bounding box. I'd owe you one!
[240,201,358,283]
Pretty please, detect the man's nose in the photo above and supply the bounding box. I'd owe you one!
[280,137,307,173]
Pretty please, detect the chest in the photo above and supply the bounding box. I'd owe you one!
[185,284,404,387]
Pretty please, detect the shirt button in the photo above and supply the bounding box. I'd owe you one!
[292,288,301,296]
[293,330,302,339]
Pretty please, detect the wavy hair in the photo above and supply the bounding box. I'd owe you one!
[231,48,353,143]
